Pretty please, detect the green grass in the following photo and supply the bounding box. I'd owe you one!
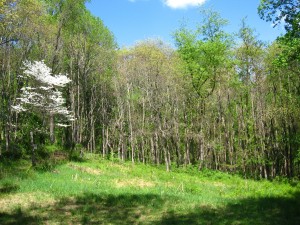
[0,155,300,224]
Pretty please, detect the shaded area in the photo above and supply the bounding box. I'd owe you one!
[0,208,39,225]
[0,192,300,224]
[0,193,165,225]
[158,192,300,225]
[0,182,20,195]
[0,160,32,180]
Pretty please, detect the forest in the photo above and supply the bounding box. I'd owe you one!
[1,0,300,180]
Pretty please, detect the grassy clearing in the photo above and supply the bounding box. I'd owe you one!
[0,155,300,224]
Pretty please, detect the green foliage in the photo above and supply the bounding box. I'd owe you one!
[258,0,300,36]
[174,9,232,98]
[44,144,59,153]
[0,142,26,160]
[68,144,85,162]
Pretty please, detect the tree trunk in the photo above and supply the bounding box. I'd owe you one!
[49,113,55,143]
[30,131,36,167]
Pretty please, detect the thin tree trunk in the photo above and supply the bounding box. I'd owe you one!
[49,113,55,143]
[30,131,36,167]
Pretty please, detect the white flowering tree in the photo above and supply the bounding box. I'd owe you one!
[12,61,74,154]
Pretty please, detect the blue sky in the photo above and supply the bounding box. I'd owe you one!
[86,0,284,48]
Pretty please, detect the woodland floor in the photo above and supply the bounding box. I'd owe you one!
[0,154,300,225]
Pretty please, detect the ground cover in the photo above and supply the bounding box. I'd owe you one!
[0,155,299,224]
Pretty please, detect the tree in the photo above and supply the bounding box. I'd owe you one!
[0,0,48,156]
[174,10,234,169]
[258,0,300,37]
[234,19,268,178]
[62,9,116,153]
[12,60,73,165]
[259,0,300,177]
[13,60,72,117]
[174,10,231,98]
[112,40,185,170]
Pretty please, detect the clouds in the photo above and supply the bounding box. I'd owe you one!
[163,0,207,9]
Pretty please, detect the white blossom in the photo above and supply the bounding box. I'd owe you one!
[21,87,36,91]
[12,60,74,123]
[40,86,52,91]
[23,60,71,87]
[56,123,71,127]
[11,105,27,112]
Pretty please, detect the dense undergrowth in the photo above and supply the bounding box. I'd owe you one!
[0,154,299,224]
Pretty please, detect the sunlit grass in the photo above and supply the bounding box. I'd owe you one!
[0,155,299,224]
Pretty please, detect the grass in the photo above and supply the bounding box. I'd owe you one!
[0,154,300,224]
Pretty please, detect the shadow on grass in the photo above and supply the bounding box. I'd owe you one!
[0,193,165,225]
[0,182,20,195]
[0,192,300,225]
[0,208,39,225]
[158,192,300,225]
